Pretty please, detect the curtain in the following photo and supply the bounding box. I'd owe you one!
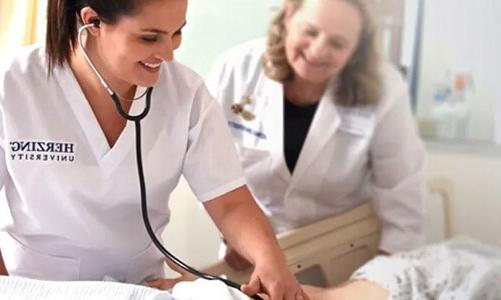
[22,0,40,45]
[0,0,45,61]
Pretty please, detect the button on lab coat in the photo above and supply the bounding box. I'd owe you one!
[208,39,426,253]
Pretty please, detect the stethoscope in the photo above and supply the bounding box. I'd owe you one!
[78,22,262,300]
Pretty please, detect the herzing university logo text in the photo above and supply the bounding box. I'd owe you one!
[10,141,75,163]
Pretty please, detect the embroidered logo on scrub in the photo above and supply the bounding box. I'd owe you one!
[9,140,76,163]
[231,96,255,121]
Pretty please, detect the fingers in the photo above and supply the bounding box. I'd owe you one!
[164,258,185,275]
[295,289,310,300]
[284,285,309,300]
[282,286,309,300]
[242,277,309,300]
[241,274,262,297]
[147,278,180,290]
[284,284,297,300]
[147,258,199,291]
[245,278,285,300]
[163,258,197,281]
[147,279,162,289]
[268,282,285,300]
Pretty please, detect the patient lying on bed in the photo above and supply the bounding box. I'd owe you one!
[298,238,501,300]
[160,238,501,300]
[1,239,500,299]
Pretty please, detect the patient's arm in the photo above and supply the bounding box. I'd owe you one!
[302,280,388,300]
[0,250,8,275]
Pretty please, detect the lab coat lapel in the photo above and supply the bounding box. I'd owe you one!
[291,81,340,183]
[261,77,291,182]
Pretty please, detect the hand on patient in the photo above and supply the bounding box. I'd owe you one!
[242,256,310,300]
[147,257,197,290]
[149,252,309,299]
[225,243,253,271]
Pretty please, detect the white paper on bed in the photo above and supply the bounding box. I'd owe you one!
[172,279,248,300]
[0,276,249,300]
[351,238,501,300]
[0,276,172,300]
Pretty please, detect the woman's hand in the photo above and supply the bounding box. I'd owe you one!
[203,186,308,299]
[241,257,309,300]
[147,257,197,290]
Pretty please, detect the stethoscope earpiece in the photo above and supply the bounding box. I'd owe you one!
[77,23,149,100]
[90,18,100,28]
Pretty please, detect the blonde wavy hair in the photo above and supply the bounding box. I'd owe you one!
[263,0,381,106]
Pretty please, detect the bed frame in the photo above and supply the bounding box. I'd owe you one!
[203,177,453,287]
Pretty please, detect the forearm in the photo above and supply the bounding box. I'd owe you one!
[204,186,285,266]
[0,250,8,275]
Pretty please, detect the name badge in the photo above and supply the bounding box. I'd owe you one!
[338,107,374,137]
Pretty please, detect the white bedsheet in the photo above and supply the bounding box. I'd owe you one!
[0,276,248,300]
[351,238,501,300]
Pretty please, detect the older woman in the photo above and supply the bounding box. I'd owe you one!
[208,0,425,269]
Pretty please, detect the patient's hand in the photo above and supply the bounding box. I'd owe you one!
[147,257,197,290]
[225,243,253,271]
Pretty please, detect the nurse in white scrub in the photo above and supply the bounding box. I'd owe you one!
[208,0,425,269]
[0,0,306,299]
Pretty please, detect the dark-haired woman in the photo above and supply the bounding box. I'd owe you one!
[208,0,426,270]
[0,1,305,299]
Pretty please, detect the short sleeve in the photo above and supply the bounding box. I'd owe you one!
[182,83,246,202]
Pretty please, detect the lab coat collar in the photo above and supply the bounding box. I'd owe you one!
[262,76,341,184]
[291,78,341,184]
[261,76,291,183]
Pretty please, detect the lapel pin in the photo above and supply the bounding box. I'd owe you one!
[230,96,255,121]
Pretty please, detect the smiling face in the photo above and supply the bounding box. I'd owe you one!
[283,0,362,85]
[89,0,187,88]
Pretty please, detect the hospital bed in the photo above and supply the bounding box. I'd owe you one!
[0,178,488,300]
[203,177,453,287]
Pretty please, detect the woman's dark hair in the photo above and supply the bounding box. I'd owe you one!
[45,0,140,74]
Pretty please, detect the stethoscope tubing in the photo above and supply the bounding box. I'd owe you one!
[78,23,262,300]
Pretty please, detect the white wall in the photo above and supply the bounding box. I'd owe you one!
[161,178,221,276]
[425,145,501,247]
[175,0,281,78]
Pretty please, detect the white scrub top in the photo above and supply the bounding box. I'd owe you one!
[0,46,245,283]
[208,39,426,253]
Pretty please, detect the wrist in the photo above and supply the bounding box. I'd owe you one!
[253,250,287,268]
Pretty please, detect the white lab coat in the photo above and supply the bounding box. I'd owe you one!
[208,39,426,253]
[0,46,245,282]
